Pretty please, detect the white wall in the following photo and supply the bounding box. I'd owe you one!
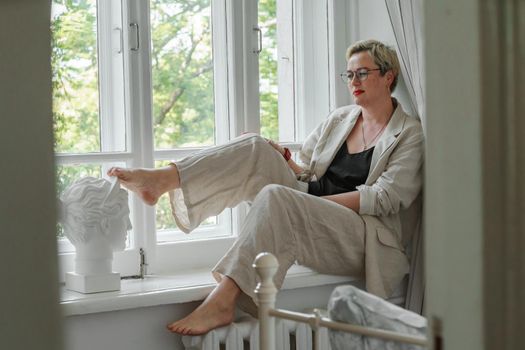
[0,1,63,349]
[351,0,416,117]
[64,283,345,350]
[424,1,483,349]
[356,0,396,44]
[65,302,198,350]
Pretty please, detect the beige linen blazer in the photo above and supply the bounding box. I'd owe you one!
[298,102,424,298]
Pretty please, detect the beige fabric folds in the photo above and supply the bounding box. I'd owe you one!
[213,184,367,302]
[168,101,424,301]
[169,134,304,233]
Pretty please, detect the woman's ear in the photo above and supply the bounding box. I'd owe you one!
[385,70,394,89]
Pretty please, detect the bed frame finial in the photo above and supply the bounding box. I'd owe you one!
[254,252,278,350]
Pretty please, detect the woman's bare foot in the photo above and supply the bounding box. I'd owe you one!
[167,277,241,335]
[107,165,180,206]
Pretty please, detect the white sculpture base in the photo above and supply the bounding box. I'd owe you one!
[66,272,121,294]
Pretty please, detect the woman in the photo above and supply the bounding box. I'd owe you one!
[108,39,424,335]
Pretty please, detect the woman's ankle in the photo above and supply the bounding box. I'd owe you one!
[159,164,180,192]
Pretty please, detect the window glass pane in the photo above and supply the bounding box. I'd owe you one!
[259,0,279,140]
[150,0,215,149]
[51,0,100,153]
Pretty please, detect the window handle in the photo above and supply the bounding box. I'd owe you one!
[114,27,123,54]
[253,26,262,54]
[130,22,140,51]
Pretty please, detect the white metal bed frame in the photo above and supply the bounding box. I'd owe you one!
[253,252,429,350]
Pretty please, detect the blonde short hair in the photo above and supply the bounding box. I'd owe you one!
[346,39,400,92]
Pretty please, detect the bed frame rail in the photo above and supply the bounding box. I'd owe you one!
[253,252,429,350]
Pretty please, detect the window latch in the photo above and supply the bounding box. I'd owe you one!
[121,248,148,280]
[253,26,262,54]
[139,248,148,279]
[130,22,140,51]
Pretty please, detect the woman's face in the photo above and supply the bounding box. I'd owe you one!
[346,51,393,107]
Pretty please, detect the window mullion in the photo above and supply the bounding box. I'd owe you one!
[294,0,330,141]
[97,0,126,153]
[212,0,230,145]
[226,0,260,137]
[277,0,296,143]
[122,0,157,274]
[223,0,259,235]
[243,0,260,134]
[328,0,353,110]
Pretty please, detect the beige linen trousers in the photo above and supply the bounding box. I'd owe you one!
[168,102,424,302]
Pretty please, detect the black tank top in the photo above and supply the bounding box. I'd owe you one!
[308,143,374,196]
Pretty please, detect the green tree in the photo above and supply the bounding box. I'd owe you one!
[51,0,99,154]
[51,0,280,233]
[150,0,215,148]
[259,0,279,141]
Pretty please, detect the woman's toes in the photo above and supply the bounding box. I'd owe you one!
[107,167,124,178]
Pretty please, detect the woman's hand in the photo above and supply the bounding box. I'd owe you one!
[265,138,306,175]
[265,138,285,156]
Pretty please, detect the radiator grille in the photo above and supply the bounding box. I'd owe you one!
[182,315,331,350]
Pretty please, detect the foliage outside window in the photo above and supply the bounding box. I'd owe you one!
[52,0,99,155]
[150,0,216,149]
[259,0,279,141]
[51,0,280,242]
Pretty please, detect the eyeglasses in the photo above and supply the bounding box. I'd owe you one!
[340,68,381,83]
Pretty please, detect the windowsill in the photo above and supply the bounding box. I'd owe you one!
[60,265,357,317]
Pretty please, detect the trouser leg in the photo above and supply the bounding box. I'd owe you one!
[168,134,304,233]
[213,184,366,303]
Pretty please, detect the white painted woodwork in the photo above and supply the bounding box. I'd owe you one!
[0,1,62,349]
[277,0,296,142]
[254,252,279,350]
[254,253,428,349]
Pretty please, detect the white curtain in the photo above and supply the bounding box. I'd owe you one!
[385,0,425,315]
[385,0,425,130]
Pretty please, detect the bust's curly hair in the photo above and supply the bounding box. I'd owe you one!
[59,177,129,245]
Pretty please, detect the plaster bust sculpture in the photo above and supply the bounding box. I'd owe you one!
[59,176,131,293]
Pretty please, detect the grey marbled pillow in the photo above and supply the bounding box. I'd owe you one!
[328,285,427,350]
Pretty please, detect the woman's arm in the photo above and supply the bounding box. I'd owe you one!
[266,139,304,175]
[322,191,360,212]
[286,158,304,175]
[358,125,424,216]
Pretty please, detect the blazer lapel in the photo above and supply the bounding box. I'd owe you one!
[332,107,362,152]
[368,105,407,180]
[314,107,361,178]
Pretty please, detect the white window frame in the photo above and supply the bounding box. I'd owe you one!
[55,0,348,280]
[55,0,261,279]
[277,0,352,145]
[55,0,141,280]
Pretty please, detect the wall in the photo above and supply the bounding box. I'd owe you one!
[65,302,199,350]
[64,283,344,350]
[351,0,416,117]
[0,1,63,349]
[424,1,484,349]
[424,0,525,349]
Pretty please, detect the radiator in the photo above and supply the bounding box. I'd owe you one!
[182,315,332,350]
